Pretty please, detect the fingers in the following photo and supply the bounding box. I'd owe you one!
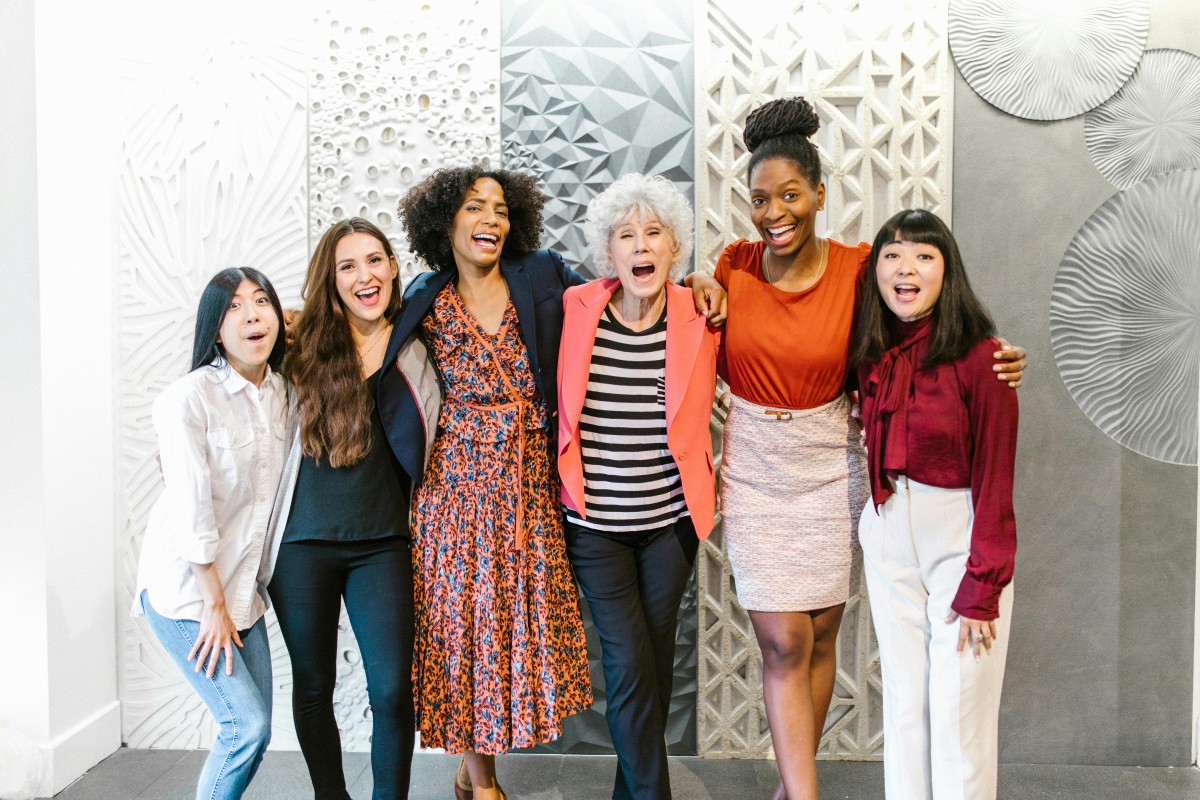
[205,641,222,679]
[956,620,969,654]
[223,640,235,677]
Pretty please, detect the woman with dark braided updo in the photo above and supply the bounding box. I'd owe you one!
[713,96,1026,799]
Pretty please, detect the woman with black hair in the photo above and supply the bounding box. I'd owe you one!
[132,267,291,800]
[854,209,1017,800]
[712,97,1025,799]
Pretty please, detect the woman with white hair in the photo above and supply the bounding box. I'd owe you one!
[558,173,720,800]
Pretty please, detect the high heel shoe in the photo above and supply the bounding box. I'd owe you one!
[454,756,472,800]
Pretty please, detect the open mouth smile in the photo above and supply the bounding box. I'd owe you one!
[355,286,382,307]
[765,224,796,245]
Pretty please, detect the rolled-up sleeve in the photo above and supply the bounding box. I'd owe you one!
[153,385,219,564]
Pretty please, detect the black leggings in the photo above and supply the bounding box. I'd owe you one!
[269,537,414,800]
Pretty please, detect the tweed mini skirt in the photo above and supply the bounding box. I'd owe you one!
[720,392,868,612]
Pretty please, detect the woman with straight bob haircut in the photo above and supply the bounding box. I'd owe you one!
[270,217,418,800]
[133,266,292,800]
[853,208,1017,800]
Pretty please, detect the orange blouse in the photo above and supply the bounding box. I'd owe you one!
[714,237,870,410]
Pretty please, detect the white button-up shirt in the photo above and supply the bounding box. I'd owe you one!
[133,361,291,629]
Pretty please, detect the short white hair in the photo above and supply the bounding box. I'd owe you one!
[584,173,694,281]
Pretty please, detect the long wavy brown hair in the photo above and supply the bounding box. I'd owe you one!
[285,218,402,467]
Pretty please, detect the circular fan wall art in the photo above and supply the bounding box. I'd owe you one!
[949,0,1149,121]
[1050,169,1200,465]
[1085,49,1200,190]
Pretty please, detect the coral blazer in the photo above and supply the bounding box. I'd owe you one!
[557,279,720,540]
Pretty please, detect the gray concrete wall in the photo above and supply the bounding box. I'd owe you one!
[951,9,1198,761]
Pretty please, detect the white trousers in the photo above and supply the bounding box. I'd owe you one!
[858,476,1013,800]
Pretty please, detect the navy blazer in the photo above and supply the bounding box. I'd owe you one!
[376,248,586,485]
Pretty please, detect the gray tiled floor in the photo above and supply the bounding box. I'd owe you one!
[49,749,1200,799]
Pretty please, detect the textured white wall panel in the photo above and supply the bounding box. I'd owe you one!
[117,20,310,750]
[310,0,502,284]
[117,0,501,753]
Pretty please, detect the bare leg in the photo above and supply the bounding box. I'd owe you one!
[808,603,845,743]
[463,751,504,799]
[751,610,819,800]
[755,603,847,800]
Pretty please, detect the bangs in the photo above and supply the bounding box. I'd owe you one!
[874,208,954,258]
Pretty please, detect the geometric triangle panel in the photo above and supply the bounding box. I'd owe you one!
[502,0,695,279]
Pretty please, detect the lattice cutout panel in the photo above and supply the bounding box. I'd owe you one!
[696,0,952,759]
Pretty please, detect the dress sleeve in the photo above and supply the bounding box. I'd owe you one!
[951,339,1019,620]
[153,380,221,564]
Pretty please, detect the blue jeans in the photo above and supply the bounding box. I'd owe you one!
[140,590,273,800]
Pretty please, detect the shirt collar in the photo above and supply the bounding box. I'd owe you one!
[211,358,279,396]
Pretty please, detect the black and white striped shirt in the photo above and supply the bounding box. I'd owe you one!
[564,305,687,533]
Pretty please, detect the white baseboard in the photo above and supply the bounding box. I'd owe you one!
[36,701,122,797]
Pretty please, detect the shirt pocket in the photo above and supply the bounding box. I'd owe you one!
[207,425,255,502]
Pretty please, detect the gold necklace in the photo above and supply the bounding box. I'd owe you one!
[357,322,391,362]
[763,237,828,288]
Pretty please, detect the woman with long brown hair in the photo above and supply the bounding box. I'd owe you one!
[269,217,420,800]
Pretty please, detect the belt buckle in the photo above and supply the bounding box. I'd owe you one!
[764,409,793,421]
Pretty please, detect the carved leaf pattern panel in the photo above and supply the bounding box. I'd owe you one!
[117,33,310,750]
[696,0,952,759]
[118,1,502,753]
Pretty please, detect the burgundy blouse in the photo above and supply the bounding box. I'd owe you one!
[859,319,1019,620]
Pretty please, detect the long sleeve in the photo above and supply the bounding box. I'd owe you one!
[152,382,220,564]
[951,339,1019,620]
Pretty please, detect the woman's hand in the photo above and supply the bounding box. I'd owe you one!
[992,338,1026,389]
[945,610,997,661]
[189,598,243,678]
[188,561,241,677]
[683,273,728,326]
[283,308,301,347]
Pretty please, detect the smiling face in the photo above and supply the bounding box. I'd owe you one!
[217,278,279,382]
[875,239,945,322]
[334,231,398,332]
[608,208,678,303]
[449,177,510,275]
[749,157,825,262]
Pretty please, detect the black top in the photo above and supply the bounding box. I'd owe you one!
[283,366,411,543]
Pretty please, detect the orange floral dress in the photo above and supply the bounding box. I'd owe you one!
[412,283,591,754]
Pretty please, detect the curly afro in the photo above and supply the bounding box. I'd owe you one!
[398,167,546,271]
[743,96,822,188]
